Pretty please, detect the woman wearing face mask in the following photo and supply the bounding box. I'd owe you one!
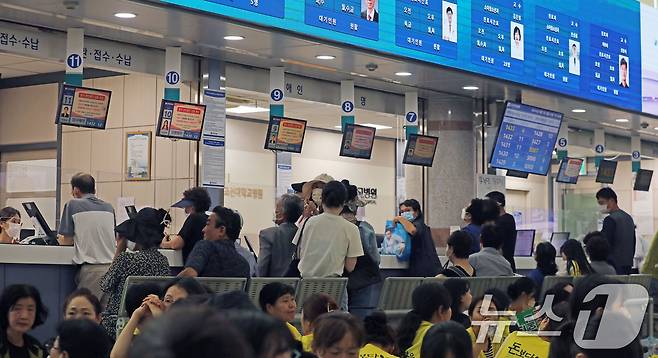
[0,207,22,244]
[0,284,48,358]
[395,199,441,277]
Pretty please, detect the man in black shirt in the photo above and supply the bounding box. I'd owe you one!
[161,187,211,263]
[486,191,517,272]
[597,188,636,274]
[178,206,250,278]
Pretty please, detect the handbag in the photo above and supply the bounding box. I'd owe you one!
[284,220,307,277]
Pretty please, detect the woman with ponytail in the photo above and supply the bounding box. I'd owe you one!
[397,283,452,358]
[359,310,398,357]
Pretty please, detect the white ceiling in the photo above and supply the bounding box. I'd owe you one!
[0,52,62,78]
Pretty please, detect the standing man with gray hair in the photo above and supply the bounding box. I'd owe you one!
[58,173,116,305]
[258,194,304,277]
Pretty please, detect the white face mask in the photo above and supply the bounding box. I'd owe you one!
[461,208,468,220]
[599,204,609,214]
[311,188,323,205]
[6,222,21,239]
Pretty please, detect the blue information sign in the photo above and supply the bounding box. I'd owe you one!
[305,0,379,40]
[490,102,563,176]
[205,0,284,17]
[163,0,647,114]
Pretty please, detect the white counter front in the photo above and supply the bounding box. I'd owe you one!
[0,245,184,267]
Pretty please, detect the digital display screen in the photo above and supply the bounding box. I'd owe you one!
[490,102,563,176]
[595,159,618,184]
[157,100,207,141]
[162,0,651,115]
[56,84,112,130]
[556,157,584,184]
[634,169,653,191]
[506,169,529,178]
[514,229,535,257]
[403,134,439,166]
[551,232,569,251]
[340,123,377,159]
[264,116,308,153]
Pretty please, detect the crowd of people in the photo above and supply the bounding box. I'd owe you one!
[0,172,652,357]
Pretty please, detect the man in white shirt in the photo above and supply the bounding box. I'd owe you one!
[443,5,457,43]
[361,0,378,22]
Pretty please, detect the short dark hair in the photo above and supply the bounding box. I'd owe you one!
[322,181,347,209]
[183,187,212,213]
[399,199,424,221]
[280,194,303,223]
[443,279,470,322]
[57,319,112,358]
[226,209,243,240]
[514,26,521,37]
[312,312,365,353]
[507,277,536,301]
[620,57,628,68]
[0,284,48,330]
[421,321,472,358]
[535,242,558,276]
[596,187,618,202]
[63,288,102,317]
[70,173,96,194]
[0,207,20,234]
[210,206,233,230]
[363,311,395,349]
[258,283,296,311]
[583,231,610,261]
[466,199,498,225]
[163,277,208,297]
[221,310,295,358]
[446,6,453,14]
[485,191,506,207]
[301,293,339,326]
[129,307,253,358]
[481,288,510,312]
[447,230,472,259]
[480,224,502,249]
[126,282,162,317]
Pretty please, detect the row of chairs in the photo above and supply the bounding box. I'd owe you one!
[118,276,348,318]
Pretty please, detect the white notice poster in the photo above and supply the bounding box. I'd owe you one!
[201,89,226,187]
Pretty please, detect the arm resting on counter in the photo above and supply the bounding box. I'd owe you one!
[57,235,74,246]
[178,267,198,278]
[160,235,184,250]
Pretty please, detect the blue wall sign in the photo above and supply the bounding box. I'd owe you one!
[67,54,82,69]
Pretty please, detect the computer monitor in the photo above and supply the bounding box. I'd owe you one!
[550,232,570,252]
[634,169,653,191]
[21,202,58,245]
[125,205,137,219]
[514,230,536,257]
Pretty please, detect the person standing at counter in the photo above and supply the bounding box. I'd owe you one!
[463,199,499,255]
[0,207,21,244]
[485,191,517,272]
[58,173,116,306]
[178,206,250,278]
[395,199,441,277]
[596,188,636,274]
[258,194,304,277]
[160,187,211,264]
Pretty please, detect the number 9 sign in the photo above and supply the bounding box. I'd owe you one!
[270,89,284,102]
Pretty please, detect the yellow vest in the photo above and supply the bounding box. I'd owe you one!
[359,343,398,358]
[494,331,549,358]
[301,334,314,352]
[287,322,302,341]
[404,321,432,358]
[467,325,509,358]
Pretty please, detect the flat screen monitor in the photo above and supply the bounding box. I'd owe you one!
[506,170,529,178]
[551,232,570,252]
[490,102,564,176]
[634,169,654,191]
[340,123,376,159]
[595,160,618,184]
[125,205,137,218]
[21,202,57,245]
[156,99,207,141]
[56,84,112,129]
[514,229,536,257]
[264,116,307,153]
[403,134,439,166]
[556,157,584,184]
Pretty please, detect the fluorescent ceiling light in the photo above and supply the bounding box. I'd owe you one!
[395,71,412,76]
[333,123,392,130]
[615,118,629,123]
[572,109,587,113]
[203,74,209,79]
[226,105,269,114]
[114,12,137,19]
[315,55,335,60]
[463,86,479,91]
[224,35,245,41]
